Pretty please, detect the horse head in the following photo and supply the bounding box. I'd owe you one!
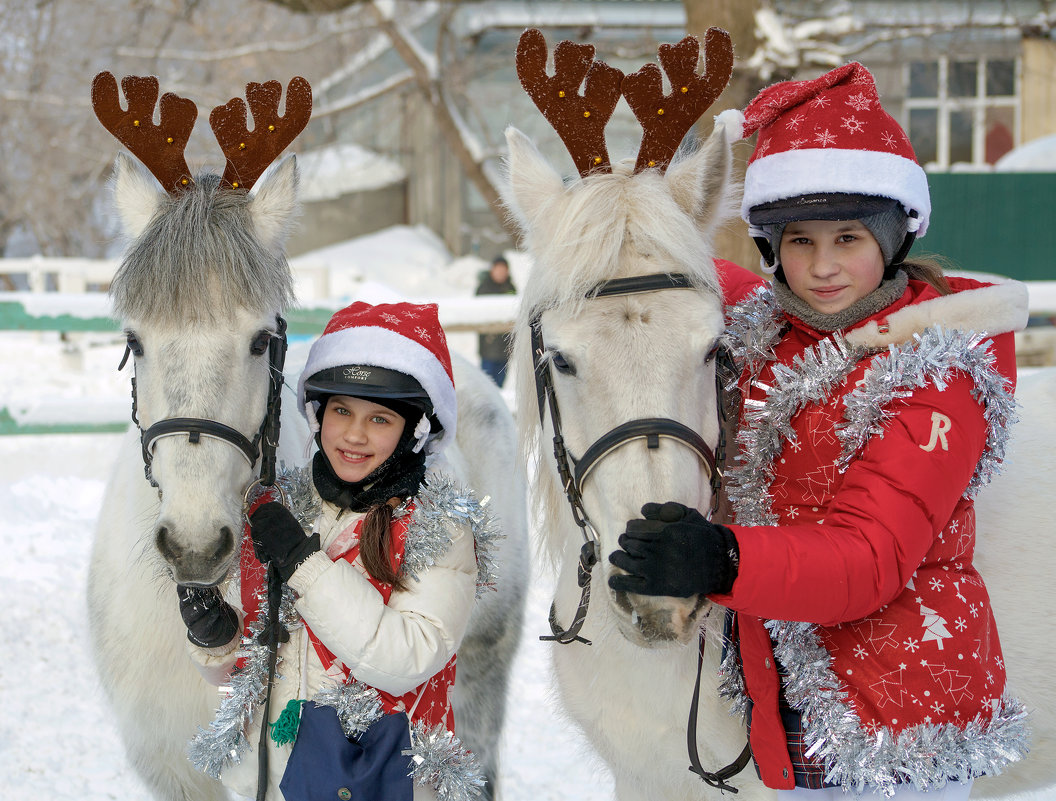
[506,30,736,647]
[96,74,309,586]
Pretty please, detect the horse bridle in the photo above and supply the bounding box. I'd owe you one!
[531,273,726,645]
[119,315,289,490]
[531,273,750,792]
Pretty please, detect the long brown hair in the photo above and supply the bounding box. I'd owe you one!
[900,255,953,296]
[358,497,407,591]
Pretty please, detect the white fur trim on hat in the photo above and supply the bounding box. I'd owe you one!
[297,325,457,453]
[742,147,932,236]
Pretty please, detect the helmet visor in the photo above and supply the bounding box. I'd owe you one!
[304,365,431,404]
[749,193,900,225]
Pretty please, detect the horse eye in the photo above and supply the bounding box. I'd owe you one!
[250,330,272,356]
[126,332,144,357]
[551,351,576,376]
[705,342,720,364]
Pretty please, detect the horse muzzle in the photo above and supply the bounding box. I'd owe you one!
[609,579,710,647]
[155,521,238,586]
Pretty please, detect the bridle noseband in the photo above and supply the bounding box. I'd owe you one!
[120,315,288,490]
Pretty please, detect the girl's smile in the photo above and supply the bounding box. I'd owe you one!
[320,395,406,484]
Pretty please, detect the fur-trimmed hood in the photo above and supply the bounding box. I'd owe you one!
[845,275,1029,350]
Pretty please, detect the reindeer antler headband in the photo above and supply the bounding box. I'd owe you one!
[91,72,312,193]
[515,28,733,177]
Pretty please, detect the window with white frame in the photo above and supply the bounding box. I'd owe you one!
[904,57,1019,169]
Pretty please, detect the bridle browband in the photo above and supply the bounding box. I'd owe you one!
[120,315,288,490]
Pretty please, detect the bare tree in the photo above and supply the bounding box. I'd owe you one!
[0,0,363,257]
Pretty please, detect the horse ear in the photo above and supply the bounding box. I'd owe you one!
[111,152,166,240]
[664,121,734,238]
[248,153,301,254]
[503,126,566,235]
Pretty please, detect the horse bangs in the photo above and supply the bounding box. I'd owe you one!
[111,172,294,325]
[517,168,721,320]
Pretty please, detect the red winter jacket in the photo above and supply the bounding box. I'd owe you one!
[713,276,1029,791]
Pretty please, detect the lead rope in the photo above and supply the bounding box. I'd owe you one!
[252,317,289,801]
[256,563,286,801]
[687,629,752,792]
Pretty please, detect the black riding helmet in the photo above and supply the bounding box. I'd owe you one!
[303,364,441,435]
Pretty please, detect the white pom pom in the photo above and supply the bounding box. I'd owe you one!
[411,413,432,454]
[714,109,745,143]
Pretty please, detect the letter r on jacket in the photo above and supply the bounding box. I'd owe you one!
[920,412,952,452]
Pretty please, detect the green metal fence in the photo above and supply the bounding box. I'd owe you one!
[913,172,1056,281]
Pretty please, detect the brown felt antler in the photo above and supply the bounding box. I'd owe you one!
[622,28,733,173]
[515,28,624,178]
[209,77,313,191]
[91,72,198,193]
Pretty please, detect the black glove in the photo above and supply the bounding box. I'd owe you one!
[249,501,320,584]
[177,585,240,649]
[608,501,739,598]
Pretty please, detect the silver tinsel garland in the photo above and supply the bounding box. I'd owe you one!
[313,678,385,738]
[188,465,497,795]
[186,581,300,778]
[837,327,1018,498]
[404,471,503,598]
[765,619,1029,796]
[406,722,486,800]
[718,287,1028,793]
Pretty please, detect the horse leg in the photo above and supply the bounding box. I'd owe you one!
[452,588,525,800]
[448,355,530,799]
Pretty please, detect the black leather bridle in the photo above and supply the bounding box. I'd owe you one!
[531,273,725,646]
[530,273,751,792]
[119,315,288,490]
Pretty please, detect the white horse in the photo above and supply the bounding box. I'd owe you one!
[503,40,1056,801]
[504,113,771,801]
[87,151,527,800]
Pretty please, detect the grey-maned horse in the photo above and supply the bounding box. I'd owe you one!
[88,75,526,801]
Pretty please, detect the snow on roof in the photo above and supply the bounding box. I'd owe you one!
[994,133,1056,172]
[291,224,463,298]
[296,142,407,201]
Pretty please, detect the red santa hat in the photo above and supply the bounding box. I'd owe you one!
[717,62,930,238]
[297,301,456,455]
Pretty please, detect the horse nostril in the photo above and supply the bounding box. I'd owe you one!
[155,526,182,563]
[210,526,237,563]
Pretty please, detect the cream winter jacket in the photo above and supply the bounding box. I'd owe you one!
[190,461,478,800]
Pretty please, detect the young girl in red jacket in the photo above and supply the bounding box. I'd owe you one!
[610,63,1030,799]
[176,301,491,801]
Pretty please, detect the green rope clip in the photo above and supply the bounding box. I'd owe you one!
[270,699,306,746]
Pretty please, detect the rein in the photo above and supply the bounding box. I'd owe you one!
[120,316,288,489]
[531,273,750,790]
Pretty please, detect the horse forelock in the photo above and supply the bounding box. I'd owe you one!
[110,172,294,326]
[516,167,721,319]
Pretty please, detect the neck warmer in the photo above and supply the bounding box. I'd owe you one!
[773,269,908,332]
